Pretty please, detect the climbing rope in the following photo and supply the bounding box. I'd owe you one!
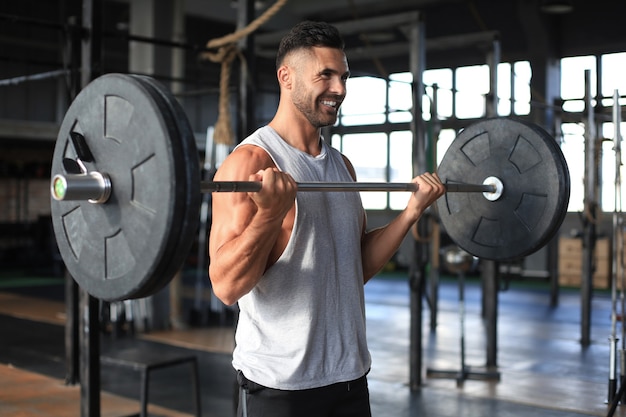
[201,0,288,145]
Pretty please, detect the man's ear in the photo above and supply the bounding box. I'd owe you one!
[277,65,292,89]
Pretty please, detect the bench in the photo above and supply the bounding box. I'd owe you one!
[101,347,201,417]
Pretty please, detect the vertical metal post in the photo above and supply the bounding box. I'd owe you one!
[79,287,101,417]
[483,260,499,369]
[237,0,256,140]
[548,233,560,308]
[62,0,82,387]
[599,90,624,403]
[452,68,457,117]
[170,0,185,94]
[81,0,102,87]
[80,0,102,415]
[408,12,426,391]
[610,89,623,403]
[581,69,597,347]
[64,269,79,385]
[169,0,187,331]
[58,0,81,121]
[549,86,565,309]
[429,84,440,332]
[486,37,500,118]
[483,36,499,371]
[385,82,391,209]
[509,62,515,115]
[596,57,604,206]
[614,90,626,405]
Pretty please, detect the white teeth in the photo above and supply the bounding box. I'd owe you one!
[322,100,337,107]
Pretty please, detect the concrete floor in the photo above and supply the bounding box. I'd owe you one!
[0,273,624,417]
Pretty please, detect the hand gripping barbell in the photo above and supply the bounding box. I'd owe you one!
[49,74,570,301]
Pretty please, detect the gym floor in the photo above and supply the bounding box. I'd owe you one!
[0,272,624,417]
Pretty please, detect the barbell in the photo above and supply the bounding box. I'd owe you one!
[49,73,570,301]
[52,174,500,199]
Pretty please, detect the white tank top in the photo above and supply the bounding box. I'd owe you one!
[231,126,371,390]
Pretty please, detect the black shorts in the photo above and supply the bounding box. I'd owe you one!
[236,371,372,417]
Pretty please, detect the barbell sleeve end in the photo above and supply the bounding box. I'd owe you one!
[51,172,112,203]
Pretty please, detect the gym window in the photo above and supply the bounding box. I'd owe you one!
[332,62,533,210]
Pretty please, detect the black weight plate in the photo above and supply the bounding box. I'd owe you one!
[136,77,200,297]
[121,75,183,299]
[116,75,187,300]
[118,75,191,299]
[51,73,188,301]
[436,118,570,261]
[129,75,201,298]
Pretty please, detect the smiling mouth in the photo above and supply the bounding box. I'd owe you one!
[321,99,340,111]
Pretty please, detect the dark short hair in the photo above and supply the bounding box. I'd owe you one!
[276,21,345,69]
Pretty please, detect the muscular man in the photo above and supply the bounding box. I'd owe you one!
[209,20,445,417]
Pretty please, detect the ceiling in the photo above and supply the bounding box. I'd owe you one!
[2,0,625,81]
[182,0,626,76]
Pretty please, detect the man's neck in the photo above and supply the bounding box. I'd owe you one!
[268,116,322,157]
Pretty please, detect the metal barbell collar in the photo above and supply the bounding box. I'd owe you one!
[51,172,111,204]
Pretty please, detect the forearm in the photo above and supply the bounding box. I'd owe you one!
[361,208,422,281]
[209,215,282,305]
[361,172,445,281]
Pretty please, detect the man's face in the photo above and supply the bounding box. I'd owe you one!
[289,47,350,128]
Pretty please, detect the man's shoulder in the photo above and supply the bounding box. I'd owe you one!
[229,143,273,166]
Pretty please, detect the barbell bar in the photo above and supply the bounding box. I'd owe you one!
[49,73,570,301]
[51,174,500,201]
